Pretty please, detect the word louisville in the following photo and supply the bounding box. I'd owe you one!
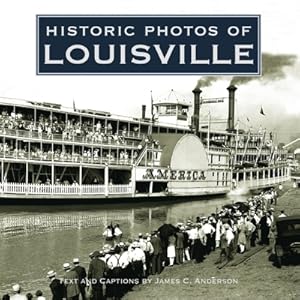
[37,15,261,75]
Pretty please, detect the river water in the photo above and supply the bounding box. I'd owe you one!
[0,194,246,297]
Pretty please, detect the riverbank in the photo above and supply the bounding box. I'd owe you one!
[124,186,300,300]
[0,194,236,296]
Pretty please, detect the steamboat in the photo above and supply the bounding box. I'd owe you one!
[0,85,290,200]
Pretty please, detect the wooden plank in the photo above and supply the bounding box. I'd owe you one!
[227,245,266,267]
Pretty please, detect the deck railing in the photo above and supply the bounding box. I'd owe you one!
[0,182,132,195]
[0,152,135,166]
[237,174,290,189]
[0,128,143,147]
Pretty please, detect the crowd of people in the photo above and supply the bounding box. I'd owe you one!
[0,110,164,167]
[0,143,138,166]
[0,110,141,145]
[2,188,285,300]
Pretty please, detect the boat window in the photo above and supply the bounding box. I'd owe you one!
[152,126,158,133]
[166,105,176,115]
[158,105,177,115]
[0,104,13,115]
[140,124,149,134]
[158,106,166,114]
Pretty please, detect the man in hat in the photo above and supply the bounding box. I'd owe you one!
[63,263,80,300]
[143,235,154,275]
[129,241,146,283]
[150,231,163,275]
[88,250,106,300]
[175,227,184,265]
[224,224,235,261]
[259,212,270,245]
[217,224,234,263]
[138,233,147,252]
[72,258,87,300]
[89,252,94,260]
[106,245,123,300]
[10,284,27,300]
[47,270,66,300]
[202,219,216,255]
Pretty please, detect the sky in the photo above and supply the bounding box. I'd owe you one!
[0,0,299,142]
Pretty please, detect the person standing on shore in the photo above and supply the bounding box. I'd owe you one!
[216,224,234,263]
[150,231,163,274]
[259,212,270,245]
[63,263,80,300]
[10,284,27,300]
[175,227,184,264]
[245,217,256,251]
[129,241,146,283]
[106,246,122,300]
[182,226,191,262]
[202,219,216,255]
[72,258,87,300]
[47,270,66,300]
[225,224,235,260]
[144,235,154,275]
[215,218,223,248]
[237,220,247,253]
[26,293,33,300]
[35,290,46,300]
[187,224,198,260]
[167,234,176,266]
[194,223,206,263]
[88,251,106,300]
[268,224,277,254]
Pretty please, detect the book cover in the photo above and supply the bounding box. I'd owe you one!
[0,1,299,299]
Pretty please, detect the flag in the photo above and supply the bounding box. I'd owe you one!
[260,106,265,116]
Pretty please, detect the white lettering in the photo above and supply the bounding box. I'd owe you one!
[94,44,115,64]
[190,45,210,64]
[131,44,151,64]
[44,45,64,64]
[227,26,240,36]
[234,44,254,64]
[212,44,231,64]
[179,44,185,64]
[153,44,176,64]
[66,44,89,64]
[242,26,252,36]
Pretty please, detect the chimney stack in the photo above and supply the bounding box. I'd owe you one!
[227,85,237,131]
[142,105,146,119]
[192,87,202,134]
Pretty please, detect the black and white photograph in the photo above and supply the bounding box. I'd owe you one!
[0,1,299,299]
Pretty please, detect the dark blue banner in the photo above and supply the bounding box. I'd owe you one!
[36,15,261,75]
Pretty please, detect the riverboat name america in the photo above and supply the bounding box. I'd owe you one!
[142,168,206,181]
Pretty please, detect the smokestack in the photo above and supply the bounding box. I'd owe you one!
[142,105,146,119]
[227,85,237,131]
[192,87,202,134]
